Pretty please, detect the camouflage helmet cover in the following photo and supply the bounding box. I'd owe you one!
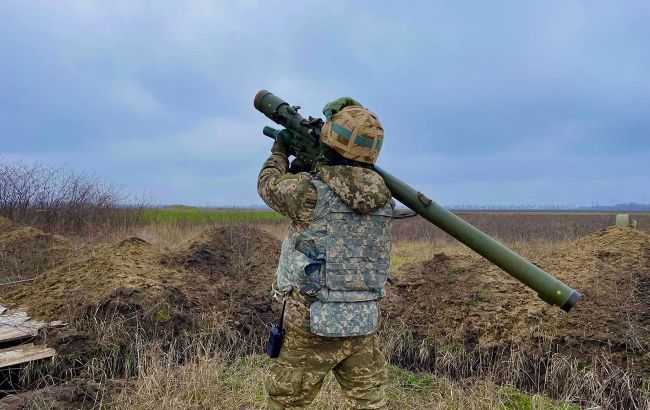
[320,98,384,165]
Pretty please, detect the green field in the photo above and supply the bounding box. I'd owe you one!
[142,206,285,224]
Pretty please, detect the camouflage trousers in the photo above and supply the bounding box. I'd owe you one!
[265,293,388,409]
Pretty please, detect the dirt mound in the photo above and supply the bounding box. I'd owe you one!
[4,237,179,319]
[540,227,650,353]
[4,226,281,338]
[0,226,74,291]
[164,225,280,277]
[162,225,281,334]
[384,251,530,349]
[385,227,650,357]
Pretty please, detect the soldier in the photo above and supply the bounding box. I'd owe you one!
[258,98,393,410]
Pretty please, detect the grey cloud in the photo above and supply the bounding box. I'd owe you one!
[1,1,648,206]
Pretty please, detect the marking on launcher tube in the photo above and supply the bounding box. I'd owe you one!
[417,192,432,207]
[556,291,562,295]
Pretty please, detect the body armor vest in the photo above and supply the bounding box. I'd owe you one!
[276,178,393,337]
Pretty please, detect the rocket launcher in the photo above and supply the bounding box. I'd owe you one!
[254,90,581,312]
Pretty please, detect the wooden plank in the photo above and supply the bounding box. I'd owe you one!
[0,320,46,343]
[1,319,46,331]
[0,311,30,327]
[0,343,34,354]
[0,306,65,343]
[0,345,55,368]
[0,327,39,343]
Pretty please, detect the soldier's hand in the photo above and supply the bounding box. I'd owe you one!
[288,158,309,173]
[271,135,287,155]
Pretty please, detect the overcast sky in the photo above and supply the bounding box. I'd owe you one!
[1,1,648,207]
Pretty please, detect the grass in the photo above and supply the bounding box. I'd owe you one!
[447,267,462,282]
[500,387,580,410]
[392,211,650,243]
[389,241,477,274]
[4,212,650,408]
[13,310,641,409]
[141,207,285,224]
[108,352,581,410]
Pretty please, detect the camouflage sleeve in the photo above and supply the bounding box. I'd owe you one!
[257,152,317,230]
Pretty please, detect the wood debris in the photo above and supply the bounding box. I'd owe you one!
[0,304,61,369]
[0,343,56,368]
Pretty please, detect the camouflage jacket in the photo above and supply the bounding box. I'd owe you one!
[257,152,317,233]
[258,151,393,326]
[257,152,392,233]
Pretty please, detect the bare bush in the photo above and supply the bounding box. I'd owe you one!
[0,161,147,235]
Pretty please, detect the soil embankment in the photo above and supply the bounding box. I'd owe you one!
[384,226,650,371]
[4,222,648,362]
[0,219,74,292]
[3,226,280,338]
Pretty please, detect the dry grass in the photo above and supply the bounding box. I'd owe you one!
[106,349,580,410]
[82,210,650,250]
[378,322,646,409]
[80,220,288,249]
[393,212,650,244]
[3,212,649,409]
[11,312,584,409]
[9,308,643,409]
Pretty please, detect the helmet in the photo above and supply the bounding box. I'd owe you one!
[320,104,384,165]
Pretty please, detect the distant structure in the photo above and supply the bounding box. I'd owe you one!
[615,214,637,229]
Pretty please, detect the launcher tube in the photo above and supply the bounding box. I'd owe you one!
[373,165,581,311]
